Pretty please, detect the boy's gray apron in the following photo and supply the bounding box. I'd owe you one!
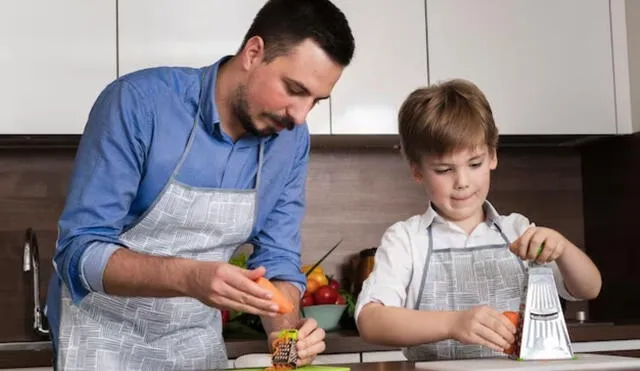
[403,224,526,361]
[57,80,264,370]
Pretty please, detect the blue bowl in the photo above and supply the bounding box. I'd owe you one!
[301,304,347,331]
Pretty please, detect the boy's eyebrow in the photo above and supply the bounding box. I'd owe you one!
[284,77,330,100]
[431,153,487,166]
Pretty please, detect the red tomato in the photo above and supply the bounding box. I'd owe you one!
[328,278,341,291]
[313,285,339,305]
[301,294,315,307]
[221,310,230,325]
[335,294,346,305]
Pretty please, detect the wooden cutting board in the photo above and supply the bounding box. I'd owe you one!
[415,353,640,370]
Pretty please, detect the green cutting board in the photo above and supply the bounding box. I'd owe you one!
[230,366,349,371]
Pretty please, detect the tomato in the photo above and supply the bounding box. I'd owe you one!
[313,285,339,305]
[301,294,315,307]
[221,310,230,325]
[335,294,346,305]
[328,278,341,291]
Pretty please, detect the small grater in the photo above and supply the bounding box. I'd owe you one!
[271,329,299,369]
[512,264,575,361]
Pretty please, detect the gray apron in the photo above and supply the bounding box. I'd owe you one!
[57,81,264,370]
[403,223,526,361]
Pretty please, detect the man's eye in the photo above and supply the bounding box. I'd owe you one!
[286,85,304,95]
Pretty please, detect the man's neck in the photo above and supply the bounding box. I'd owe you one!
[214,57,247,142]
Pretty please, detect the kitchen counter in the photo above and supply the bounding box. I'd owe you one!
[226,354,640,371]
[225,323,640,357]
[1,324,639,368]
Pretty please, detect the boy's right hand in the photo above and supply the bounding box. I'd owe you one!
[449,305,517,352]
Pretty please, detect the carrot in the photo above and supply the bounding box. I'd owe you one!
[502,311,521,355]
[255,276,294,314]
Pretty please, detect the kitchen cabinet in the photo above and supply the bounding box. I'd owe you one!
[117,0,331,134]
[427,0,618,135]
[329,0,428,134]
[0,1,116,134]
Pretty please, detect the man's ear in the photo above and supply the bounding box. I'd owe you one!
[410,162,424,183]
[239,36,265,71]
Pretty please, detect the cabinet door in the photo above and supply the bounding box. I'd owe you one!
[427,0,616,135]
[0,1,116,134]
[329,0,428,134]
[118,0,330,134]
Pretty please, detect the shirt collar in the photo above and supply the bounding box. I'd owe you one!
[199,56,272,149]
[420,200,503,230]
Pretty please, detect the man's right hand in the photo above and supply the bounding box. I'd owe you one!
[449,305,516,353]
[185,262,281,317]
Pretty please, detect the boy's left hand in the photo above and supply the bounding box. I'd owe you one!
[509,226,568,264]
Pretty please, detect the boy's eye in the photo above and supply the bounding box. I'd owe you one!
[434,168,451,174]
[470,162,483,168]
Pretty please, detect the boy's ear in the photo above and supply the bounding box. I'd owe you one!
[489,149,498,170]
[410,162,424,182]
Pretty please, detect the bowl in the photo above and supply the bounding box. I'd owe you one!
[301,304,347,331]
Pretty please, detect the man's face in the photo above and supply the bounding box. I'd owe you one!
[233,38,344,137]
[411,146,498,224]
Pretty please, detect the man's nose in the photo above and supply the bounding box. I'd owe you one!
[287,97,315,125]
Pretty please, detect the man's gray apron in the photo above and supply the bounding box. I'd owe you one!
[403,223,526,361]
[57,81,264,370]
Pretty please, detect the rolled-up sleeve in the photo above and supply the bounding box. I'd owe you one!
[247,129,310,296]
[355,222,413,322]
[54,80,150,304]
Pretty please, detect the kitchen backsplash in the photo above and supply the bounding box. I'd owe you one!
[0,143,588,342]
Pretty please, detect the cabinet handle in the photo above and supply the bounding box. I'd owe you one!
[23,228,50,337]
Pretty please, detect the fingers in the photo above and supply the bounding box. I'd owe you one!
[213,282,279,316]
[511,226,536,259]
[296,318,326,366]
[207,264,279,315]
[479,311,515,350]
[227,265,272,300]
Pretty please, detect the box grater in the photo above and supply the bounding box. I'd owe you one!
[512,263,575,361]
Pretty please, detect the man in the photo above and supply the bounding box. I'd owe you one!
[45,0,355,369]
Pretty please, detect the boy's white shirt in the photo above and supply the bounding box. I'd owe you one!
[354,201,579,323]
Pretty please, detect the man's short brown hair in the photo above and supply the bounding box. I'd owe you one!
[398,79,498,165]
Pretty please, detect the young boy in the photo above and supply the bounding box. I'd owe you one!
[355,79,602,361]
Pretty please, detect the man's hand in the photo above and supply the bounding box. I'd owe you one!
[509,226,568,264]
[185,262,280,317]
[449,305,516,353]
[268,318,326,367]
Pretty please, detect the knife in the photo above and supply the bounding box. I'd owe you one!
[304,238,344,277]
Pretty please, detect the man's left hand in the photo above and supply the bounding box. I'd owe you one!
[268,317,326,367]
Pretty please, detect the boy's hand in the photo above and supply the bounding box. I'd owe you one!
[450,305,516,353]
[510,226,568,264]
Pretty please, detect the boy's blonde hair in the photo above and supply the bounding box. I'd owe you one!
[398,79,498,165]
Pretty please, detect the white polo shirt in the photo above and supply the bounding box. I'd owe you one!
[354,201,579,322]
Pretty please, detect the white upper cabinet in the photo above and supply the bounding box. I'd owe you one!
[0,1,116,134]
[329,0,428,134]
[117,0,331,134]
[427,0,617,135]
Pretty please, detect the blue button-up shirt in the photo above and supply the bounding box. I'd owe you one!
[47,57,309,343]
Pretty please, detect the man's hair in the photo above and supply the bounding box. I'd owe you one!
[398,79,499,165]
[240,0,355,66]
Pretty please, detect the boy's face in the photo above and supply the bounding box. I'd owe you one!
[411,146,497,225]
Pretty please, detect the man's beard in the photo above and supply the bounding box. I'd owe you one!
[231,85,295,137]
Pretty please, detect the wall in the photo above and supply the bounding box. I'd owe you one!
[0,144,586,343]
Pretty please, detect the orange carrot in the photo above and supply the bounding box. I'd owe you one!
[502,311,521,355]
[255,276,294,314]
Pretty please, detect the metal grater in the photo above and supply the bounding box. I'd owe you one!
[513,264,575,360]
